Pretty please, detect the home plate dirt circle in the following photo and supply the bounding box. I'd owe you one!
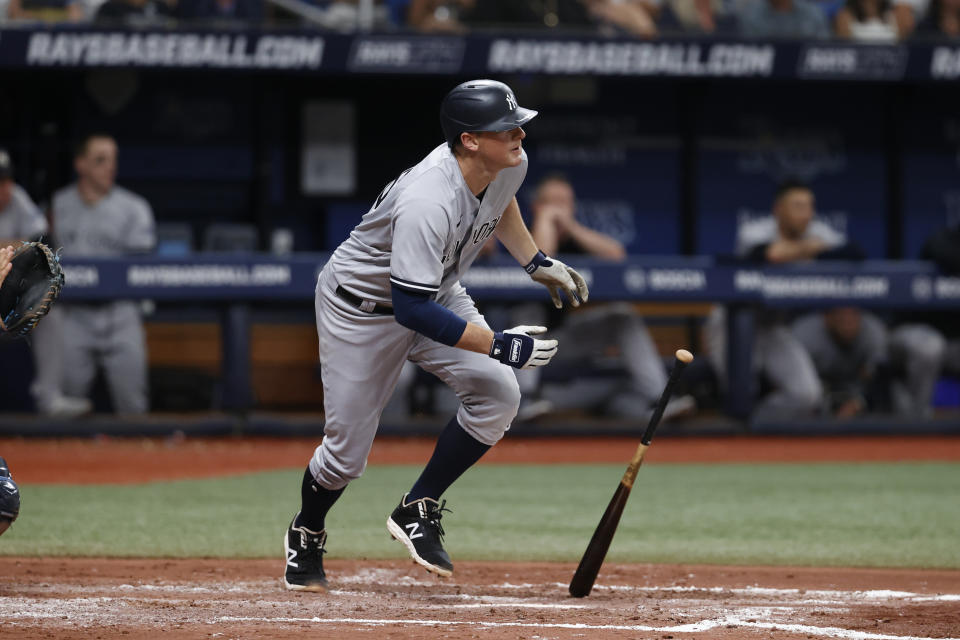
[1,558,958,639]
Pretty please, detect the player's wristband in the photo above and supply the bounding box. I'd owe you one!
[523,250,552,274]
[489,331,534,369]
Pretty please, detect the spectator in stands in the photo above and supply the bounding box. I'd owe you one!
[582,0,660,37]
[0,149,92,417]
[514,174,696,422]
[792,306,946,418]
[6,0,85,21]
[460,0,593,29]
[738,0,831,38]
[94,0,177,24]
[834,0,900,40]
[914,0,960,36]
[402,0,472,32]
[705,180,852,421]
[464,0,662,35]
[810,0,847,20]
[51,134,156,414]
[179,0,263,23]
[654,0,732,34]
[893,0,928,36]
[292,0,394,30]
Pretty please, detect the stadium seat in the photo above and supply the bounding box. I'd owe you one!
[155,222,194,256]
[202,223,260,253]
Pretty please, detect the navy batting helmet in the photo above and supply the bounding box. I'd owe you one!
[440,80,538,148]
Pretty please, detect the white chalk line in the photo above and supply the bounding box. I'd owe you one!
[497,581,960,603]
[7,577,959,606]
[213,615,960,640]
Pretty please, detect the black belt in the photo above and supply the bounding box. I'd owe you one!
[335,285,394,315]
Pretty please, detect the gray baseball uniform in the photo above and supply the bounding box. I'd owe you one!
[52,184,156,414]
[792,311,946,417]
[309,144,526,490]
[704,215,841,419]
[0,184,47,240]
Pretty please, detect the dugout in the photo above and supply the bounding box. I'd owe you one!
[0,25,958,433]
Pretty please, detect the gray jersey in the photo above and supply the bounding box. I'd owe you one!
[736,216,844,257]
[326,144,527,305]
[0,184,48,240]
[52,183,154,415]
[52,184,156,256]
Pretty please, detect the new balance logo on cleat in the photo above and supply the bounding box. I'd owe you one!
[386,493,454,577]
[282,514,329,592]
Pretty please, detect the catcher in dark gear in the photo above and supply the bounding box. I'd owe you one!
[0,249,26,536]
[0,241,64,339]
[0,456,19,537]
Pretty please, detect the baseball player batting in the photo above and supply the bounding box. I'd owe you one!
[283,79,590,591]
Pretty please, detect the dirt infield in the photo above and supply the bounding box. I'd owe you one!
[1,434,958,639]
[1,558,958,639]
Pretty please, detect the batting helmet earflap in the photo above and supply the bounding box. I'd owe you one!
[440,80,538,148]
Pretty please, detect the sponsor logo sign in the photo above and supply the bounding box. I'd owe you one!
[127,264,291,287]
[488,40,775,77]
[348,36,464,73]
[798,44,907,80]
[931,47,960,80]
[25,32,324,69]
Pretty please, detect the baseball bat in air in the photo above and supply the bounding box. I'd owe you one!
[568,348,694,598]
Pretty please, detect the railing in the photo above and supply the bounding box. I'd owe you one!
[57,253,960,414]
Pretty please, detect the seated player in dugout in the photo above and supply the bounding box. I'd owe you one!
[283,80,590,591]
[704,179,865,421]
[513,174,696,422]
[792,306,946,419]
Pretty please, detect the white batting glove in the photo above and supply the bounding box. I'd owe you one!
[489,325,559,370]
[525,251,589,309]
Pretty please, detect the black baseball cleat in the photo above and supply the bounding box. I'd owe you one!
[283,515,329,592]
[386,494,454,577]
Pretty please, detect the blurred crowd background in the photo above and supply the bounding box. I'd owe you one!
[0,0,958,41]
[0,0,959,431]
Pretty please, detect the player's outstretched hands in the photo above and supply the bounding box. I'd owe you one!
[489,325,558,370]
[525,251,589,309]
[0,245,14,289]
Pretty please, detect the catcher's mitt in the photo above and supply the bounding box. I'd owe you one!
[0,242,65,339]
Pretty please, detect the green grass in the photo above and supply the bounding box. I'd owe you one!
[2,463,958,568]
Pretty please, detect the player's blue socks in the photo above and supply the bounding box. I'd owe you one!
[406,416,491,502]
[294,467,344,532]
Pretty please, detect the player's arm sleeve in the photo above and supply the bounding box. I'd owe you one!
[391,285,467,346]
[125,197,157,253]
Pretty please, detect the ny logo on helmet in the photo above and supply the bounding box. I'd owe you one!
[505,93,517,111]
